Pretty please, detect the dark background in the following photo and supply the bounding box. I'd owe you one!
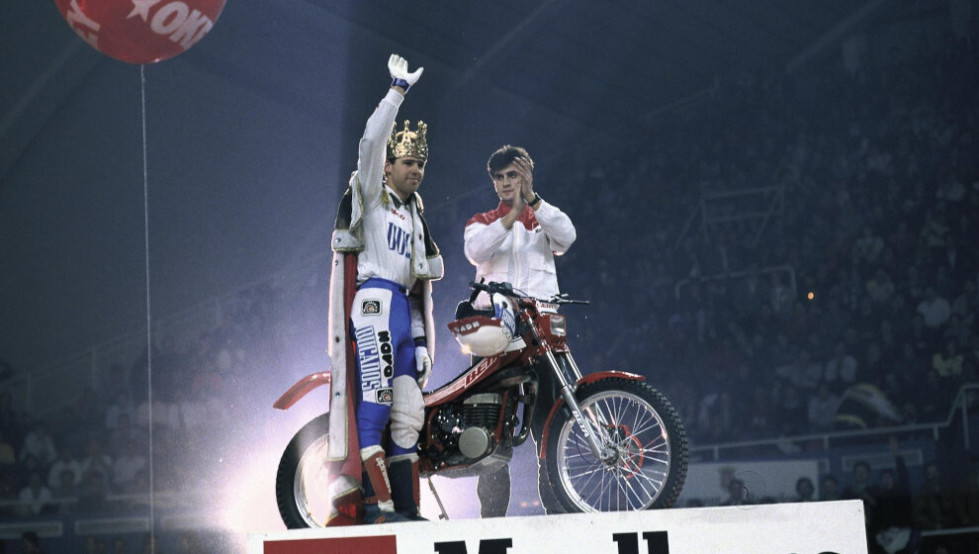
[2,1,977,552]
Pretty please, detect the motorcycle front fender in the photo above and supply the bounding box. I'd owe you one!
[273,371,332,411]
[538,370,645,459]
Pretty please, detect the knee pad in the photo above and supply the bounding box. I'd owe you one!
[389,375,425,450]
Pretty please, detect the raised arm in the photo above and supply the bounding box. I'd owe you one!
[355,54,423,202]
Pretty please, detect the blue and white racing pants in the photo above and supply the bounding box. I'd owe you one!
[351,277,424,458]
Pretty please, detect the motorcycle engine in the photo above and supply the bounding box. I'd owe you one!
[430,393,503,465]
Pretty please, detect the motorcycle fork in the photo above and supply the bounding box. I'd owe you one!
[512,381,536,447]
[530,327,612,461]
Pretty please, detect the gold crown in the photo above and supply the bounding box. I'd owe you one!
[387,120,429,161]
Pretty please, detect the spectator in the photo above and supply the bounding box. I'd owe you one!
[823,341,859,393]
[865,268,896,305]
[112,441,147,494]
[917,371,950,423]
[920,212,950,256]
[51,468,78,515]
[879,372,911,417]
[21,532,43,554]
[862,341,886,385]
[111,537,130,554]
[906,314,935,358]
[77,470,109,514]
[912,461,955,531]
[0,429,16,472]
[852,226,885,266]
[83,535,106,554]
[697,390,738,442]
[14,454,44,495]
[46,443,81,491]
[871,438,913,553]
[916,286,951,333]
[843,460,880,527]
[852,297,879,340]
[819,298,852,345]
[720,478,750,506]
[49,406,83,452]
[18,421,57,468]
[774,385,807,436]
[108,414,148,459]
[104,391,135,432]
[731,264,770,322]
[135,396,179,432]
[808,383,841,432]
[0,468,17,518]
[795,477,815,502]
[941,314,970,350]
[73,387,105,434]
[950,281,976,323]
[16,472,53,516]
[0,391,24,449]
[769,271,795,317]
[78,438,113,486]
[744,385,775,438]
[820,475,841,501]
[955,462,979,527]
[878,319,898,361]
[930,339,964,379]
[775,349,822,391]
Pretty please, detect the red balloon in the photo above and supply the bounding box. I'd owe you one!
[53,0,227,64]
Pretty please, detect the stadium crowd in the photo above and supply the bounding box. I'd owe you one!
[1,21,977,554]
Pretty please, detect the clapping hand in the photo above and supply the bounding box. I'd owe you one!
[512,155,535,204]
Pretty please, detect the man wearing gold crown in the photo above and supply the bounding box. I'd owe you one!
[464,145,576,517]
[324,54,443,525]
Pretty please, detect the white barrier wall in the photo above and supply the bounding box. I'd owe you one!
[249,500,867,554]
[677,459,822,505]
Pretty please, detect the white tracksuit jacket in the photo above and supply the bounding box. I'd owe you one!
[464,200,576,306]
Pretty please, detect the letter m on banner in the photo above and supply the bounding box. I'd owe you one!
[434,538,514,554]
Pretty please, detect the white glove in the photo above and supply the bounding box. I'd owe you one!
[414,345,432,388]
[388,53,424,90]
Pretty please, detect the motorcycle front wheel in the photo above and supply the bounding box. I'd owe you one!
[545,378,688,513]
[275,413,333,528]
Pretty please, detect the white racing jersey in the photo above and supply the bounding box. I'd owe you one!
[351,88,425,290]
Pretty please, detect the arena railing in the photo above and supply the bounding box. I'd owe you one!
[689,383,979,461]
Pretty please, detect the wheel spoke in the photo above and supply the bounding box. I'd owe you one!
[555,385,684,512]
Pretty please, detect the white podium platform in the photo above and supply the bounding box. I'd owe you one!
[249,500,867,554]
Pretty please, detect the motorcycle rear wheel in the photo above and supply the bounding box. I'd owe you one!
[545,378,687,513]
[275,413,333,528]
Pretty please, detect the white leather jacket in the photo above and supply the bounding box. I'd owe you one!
[464,199,576,306]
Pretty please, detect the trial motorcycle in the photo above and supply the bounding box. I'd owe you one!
[273,281,688,528]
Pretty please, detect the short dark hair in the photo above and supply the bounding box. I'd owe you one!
[796,477,814,492]
[487,145,533,175]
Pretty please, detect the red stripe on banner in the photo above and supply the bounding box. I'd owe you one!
[264,535,397,554]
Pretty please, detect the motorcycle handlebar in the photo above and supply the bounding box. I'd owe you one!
[468,281,590,306]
